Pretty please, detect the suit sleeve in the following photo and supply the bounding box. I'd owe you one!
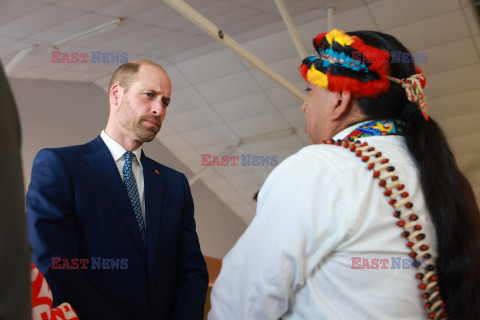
[27,148,126,320]
[170,174,209,320]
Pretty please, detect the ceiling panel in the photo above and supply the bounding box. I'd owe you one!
[228,172,264,190]
[429,89,480,121]
[217,191,248,207]
[150,35,213,60]
[92,75,111,90]
[94,0,161,18]
[166,39,221,64]
[204,178,236,194]
[167,105,224,132]
[388,10,470,52]
[231,203,255,224]
[176,149,201,168]
[93,26,171,51]
[156,15,193,30]
[265,85,304,110]
[211,7,263,30]
[456,152,480,173]
[121,30,197,55]
[168,86,208,113]
[160,134,193,154]
[6,66,30,78]
[449,132,480,156]
[0,42,39,62]
[212,91,277,122]
[197,1,243,20]
[0,5,82,38]
[233,18,285,44]
[186,0,219,9]
[181,124,238,148]
[368,0,459,31]
[242,30,298,64]
[0,37,16,52]
[438,111,480,139]
[228,112,290,138]
[281,106,306,129]
[0,0,46,26]
[175,48,246,84]
[246,67,279,90]
[55,0,118,12]
[330,5,378,31]
[163,65,190,90]
[43,69,85,81]
[425,64,480,99]
[128,4,179,25]
[29,14,119,44]
[156,122,177,138]
[195,70,261,104]
[419,38,479,76]
[71,71,107,82]
[246,134,304,155]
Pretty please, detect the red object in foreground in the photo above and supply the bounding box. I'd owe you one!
[31,262,79,320]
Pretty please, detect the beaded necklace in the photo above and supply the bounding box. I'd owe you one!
[325,120,448,320]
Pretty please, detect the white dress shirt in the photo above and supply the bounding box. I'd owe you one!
[209,122,438,320]
[100,130,146,228]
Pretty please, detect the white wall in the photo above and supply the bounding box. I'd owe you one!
[10,78,246,259]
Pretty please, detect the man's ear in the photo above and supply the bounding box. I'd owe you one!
[331,90,353,121]
[109,84,122,107]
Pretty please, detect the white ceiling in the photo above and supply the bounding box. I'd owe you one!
[2,0,480,223]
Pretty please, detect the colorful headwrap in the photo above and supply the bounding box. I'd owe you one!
[300,29,429,121]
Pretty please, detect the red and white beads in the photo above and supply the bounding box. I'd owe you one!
[323,138,448,320]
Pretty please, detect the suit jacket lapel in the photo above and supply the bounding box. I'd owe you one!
[141,152,163,274]
[83,136,147,261]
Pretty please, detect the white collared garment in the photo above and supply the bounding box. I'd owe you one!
[209,122,438,320]
[100,130,146,228]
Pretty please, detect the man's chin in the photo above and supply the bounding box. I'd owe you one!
[139,124,161,142]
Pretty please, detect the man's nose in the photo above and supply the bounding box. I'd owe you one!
[301,102,306,114]
[151,100,165,115]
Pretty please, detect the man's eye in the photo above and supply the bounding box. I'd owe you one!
[144,92,153,98]
[162,99,169,107]
[304,88,311,92]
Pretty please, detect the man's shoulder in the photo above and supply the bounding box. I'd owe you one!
[34,137,103,165]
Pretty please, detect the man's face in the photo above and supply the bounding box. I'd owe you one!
[301,83,336,144]
[115,64,172,143]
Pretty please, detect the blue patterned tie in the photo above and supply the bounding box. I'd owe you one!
[123,152,146,247]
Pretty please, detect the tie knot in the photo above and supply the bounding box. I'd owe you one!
[124,151,135,165]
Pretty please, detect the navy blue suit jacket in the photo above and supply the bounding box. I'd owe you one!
[27,136,208,320]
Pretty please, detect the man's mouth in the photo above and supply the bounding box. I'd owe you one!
[144,119,160,128]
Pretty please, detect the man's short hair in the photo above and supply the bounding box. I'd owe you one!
[108,60,166,94]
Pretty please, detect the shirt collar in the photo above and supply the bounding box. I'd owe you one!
[332,120,372,141]
[100,130,143,167]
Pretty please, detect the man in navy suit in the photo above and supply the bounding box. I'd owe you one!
[27,60,208,320]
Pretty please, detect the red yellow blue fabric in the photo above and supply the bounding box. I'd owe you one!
[344,120,406,140]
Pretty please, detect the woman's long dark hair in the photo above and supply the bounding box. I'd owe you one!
[348,31,480,319]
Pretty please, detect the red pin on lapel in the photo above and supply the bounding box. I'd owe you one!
[155,169,160,175]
